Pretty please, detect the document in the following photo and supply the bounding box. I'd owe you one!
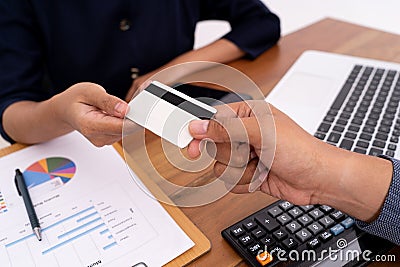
[0,132,193,267]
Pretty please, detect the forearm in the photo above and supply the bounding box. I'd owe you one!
[171,38,245,65]
[316,144,392,222]
[148,38,244,77]
[3,98,73,144]
[126,38,246,100]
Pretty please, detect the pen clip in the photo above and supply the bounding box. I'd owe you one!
[14,169,22,196]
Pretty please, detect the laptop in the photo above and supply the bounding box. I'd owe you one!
[266,50,400,159]
[261,50,398,265]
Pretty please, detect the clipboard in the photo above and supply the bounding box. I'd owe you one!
[0,142,210,267]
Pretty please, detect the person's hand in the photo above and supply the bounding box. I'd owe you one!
[188,100,393,222]
[188,101,334,205]
[52,82,128,146]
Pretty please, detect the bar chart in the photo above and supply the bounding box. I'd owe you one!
[0,184,157,267]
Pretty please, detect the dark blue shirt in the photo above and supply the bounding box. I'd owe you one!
[0,0,280,142]
[356,156,400,245]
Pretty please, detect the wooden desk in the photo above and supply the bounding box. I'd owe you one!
[179,18,400,266]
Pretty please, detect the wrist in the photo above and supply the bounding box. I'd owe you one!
[316,146,392,222]
[309,141,347,205]
[49,93,74,132]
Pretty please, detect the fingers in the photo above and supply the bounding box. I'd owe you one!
[80,83,128,118]
[57,82,129,147]
[93,135,122,147]
[189,117,261,145]
[188,101,275,170]
[230,184,260,194]
[85,134,122,147]
[187,139,202,158]
[189,100,267,145]
[214,157,264,194]
[187,137,253,167]
[78,111,124,136]
[214,157,259,185]
[210,142,252,167]
[187,102,256,161]
[75,112,123,146]
[189,102,243,142]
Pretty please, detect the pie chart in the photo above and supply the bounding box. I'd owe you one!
[23,157,76,189]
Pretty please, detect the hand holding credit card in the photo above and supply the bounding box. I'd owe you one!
[125,81,217,148]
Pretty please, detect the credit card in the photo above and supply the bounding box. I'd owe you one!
[126,81,217,148]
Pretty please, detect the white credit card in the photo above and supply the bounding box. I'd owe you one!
[126,81,217,148]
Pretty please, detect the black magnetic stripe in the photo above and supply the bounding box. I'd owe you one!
[145,84,214,119]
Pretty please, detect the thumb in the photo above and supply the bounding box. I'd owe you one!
[83,83,128,118]
[189,116,261,145]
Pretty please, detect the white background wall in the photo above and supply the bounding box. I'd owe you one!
[194,0,400,48]
[0,137,7,148]
[1,0,399,149]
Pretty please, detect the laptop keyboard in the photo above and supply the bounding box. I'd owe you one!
[221,64,399,266]
[314,65,400,156]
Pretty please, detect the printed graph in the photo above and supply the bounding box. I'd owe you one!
[0,190,7,214]
[23,157,76,189]
[5,205,116,253]
[1,204,119,267]
[0,184,152,267]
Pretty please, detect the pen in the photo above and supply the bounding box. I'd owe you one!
[14,169,42,241]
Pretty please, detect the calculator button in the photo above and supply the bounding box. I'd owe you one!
[279,201,293,211]
[247,243,263,255]
[319,216,335,228]
[252,228,267,239]
[386,150,395,157]
[243,220,257,231]
[282,237,298,250]
[288,207,303,219]
[295,229,312,242]
[298,214,312,226]
[307,222,323,235]
[285,221,301,234]
[300,205,314,212]
[256,251,273,266]
[239,234,254,246]
[319,231,333,242]
[273,229,288,241]
[330,210,345,221]
[307,238,321,249]
[319,205,333,213]
[230,225,245,237]
[309,209,324,220]
[277,214,291,225]
[255,214,280,232]
[330,224,345,236]
[260,236,276,247]
[268,206,283,217]
[341,217,355,229]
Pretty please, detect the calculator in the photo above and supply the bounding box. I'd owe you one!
[222,200,394,266]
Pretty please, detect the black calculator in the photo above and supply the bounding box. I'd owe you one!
[222,200,394,266]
